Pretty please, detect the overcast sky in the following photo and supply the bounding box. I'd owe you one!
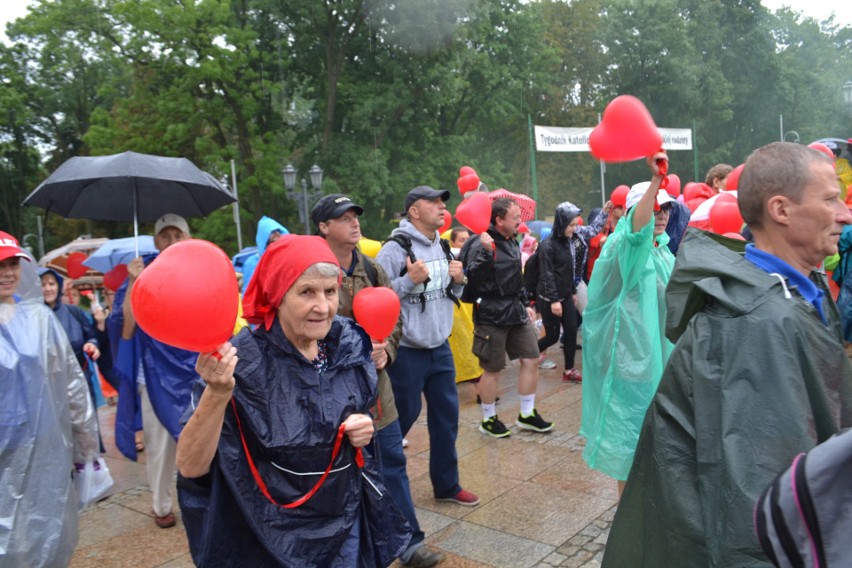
[1,0,851,44]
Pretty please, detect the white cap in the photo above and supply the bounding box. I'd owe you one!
[625,182,676,211]
[154,213,190,236]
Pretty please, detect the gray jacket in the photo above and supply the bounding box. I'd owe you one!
[376,220,462,349]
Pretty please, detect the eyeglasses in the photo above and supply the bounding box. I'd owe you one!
[654,203,673,216]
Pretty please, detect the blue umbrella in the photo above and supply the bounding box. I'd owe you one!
[525,220,552,236]
[83,236,157,273]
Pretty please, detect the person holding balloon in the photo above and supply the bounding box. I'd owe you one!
[0,232,100,567]
[175,234,411,566]
[579,151,675,497]
[110,213,198,529]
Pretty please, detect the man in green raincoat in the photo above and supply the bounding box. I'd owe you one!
[603,142,852,567]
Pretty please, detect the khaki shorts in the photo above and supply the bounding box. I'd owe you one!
[472,322,540,372]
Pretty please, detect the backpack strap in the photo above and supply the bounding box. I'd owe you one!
[357,251,380,288]
[386,234,428,312]
[440,239,461,308]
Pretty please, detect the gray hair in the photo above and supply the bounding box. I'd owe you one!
[738,142,833,230]
[302,262,340,279]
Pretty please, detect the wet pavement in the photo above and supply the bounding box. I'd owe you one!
[71,348,616,568]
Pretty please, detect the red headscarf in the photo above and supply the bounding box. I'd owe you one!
[242,234,340,330]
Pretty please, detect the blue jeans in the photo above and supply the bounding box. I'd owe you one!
[386,342,461,499]
[375,420,424,548]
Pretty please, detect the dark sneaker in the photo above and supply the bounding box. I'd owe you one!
[401,545,445,567]
[479,415,511,438]
[516,409,554,433]
[563,368,583,382]
[436,489,480,506]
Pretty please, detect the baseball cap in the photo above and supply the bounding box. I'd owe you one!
[311,194,364,227]
[154,213,190,236]
[405,186,451,213]
[0,231,31,262]
[625,182,676,211]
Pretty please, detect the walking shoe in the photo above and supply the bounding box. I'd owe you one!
[516,409,554,433]
[563,368,582,382]
[401,545,445,567]
[479,415,511,438]
[538,356,557,370]
[436,489,480,506]
[154,512,176,529]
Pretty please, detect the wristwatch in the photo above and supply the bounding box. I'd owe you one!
[461,276,469,285]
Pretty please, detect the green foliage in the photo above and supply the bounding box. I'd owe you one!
[2,0,850,253]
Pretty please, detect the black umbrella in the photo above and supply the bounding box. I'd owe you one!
[23,151,236,253]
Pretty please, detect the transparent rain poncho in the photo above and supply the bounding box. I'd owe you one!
[0,253,99,567]
[580,206,675,480]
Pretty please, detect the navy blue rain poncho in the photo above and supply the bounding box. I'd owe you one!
[178,316,411,567]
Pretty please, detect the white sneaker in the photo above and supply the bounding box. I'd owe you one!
[538,357,557,370]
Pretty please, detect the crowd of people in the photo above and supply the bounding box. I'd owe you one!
[3,139,852,567]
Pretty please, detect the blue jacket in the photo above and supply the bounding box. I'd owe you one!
[178,316,411,567]
[109,253,198,460]
[241,216,289,294]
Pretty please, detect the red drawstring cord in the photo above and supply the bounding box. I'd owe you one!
[656,153,669,190]
[229,398,364,509]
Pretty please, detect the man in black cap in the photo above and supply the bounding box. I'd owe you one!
[377,186,479,507]
[312,193,445,567]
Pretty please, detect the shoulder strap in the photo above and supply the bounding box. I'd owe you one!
[386,234,415,277]
[358,252,380,287]
[440,238,460,307]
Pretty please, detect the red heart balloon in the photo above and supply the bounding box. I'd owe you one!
[716,192,738,205]
[665,174,681,198]
[131,239,239,352]
[352,287,400,341]
[103,264,128,291]
[589,95,663,162]
[610,185,630,208]
[709,201,744,235]
[439,211,453,234]
[459,166,477,177]
[808,142,835,161]
[725,164,745,191]
[455,192,491,234]
[67,252,89,279]
[457,173,481,195]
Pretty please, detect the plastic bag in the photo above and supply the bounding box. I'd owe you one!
[74,458,114,510]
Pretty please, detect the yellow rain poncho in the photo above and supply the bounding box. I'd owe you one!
[580,206,675,479]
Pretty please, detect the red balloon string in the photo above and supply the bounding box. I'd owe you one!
[230,398,364,509]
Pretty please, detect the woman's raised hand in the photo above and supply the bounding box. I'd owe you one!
[195,342,238,395]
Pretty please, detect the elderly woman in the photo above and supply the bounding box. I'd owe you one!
[176,235,410,567]
[580,152,674,497]
[0,232,99,567]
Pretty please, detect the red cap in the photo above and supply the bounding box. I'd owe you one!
[0,231,30,262]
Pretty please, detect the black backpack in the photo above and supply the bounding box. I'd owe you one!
[523,247,541,298]
[384,234,460,312]
[755,428,852,567]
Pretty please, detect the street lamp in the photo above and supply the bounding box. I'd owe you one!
[843,81,852,117]
[283,163,324,235]
[783,130,800,143]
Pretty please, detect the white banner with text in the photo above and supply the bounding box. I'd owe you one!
[534,125,692,153]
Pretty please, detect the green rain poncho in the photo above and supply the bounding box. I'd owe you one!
[602,230,852,568]
[580,206,675,480]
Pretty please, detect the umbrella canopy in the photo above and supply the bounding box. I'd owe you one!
[83,235,158,273]
[525,220,552,235]
[22,151,236,223]
[485,188,537,222]
[39,236,109,280]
